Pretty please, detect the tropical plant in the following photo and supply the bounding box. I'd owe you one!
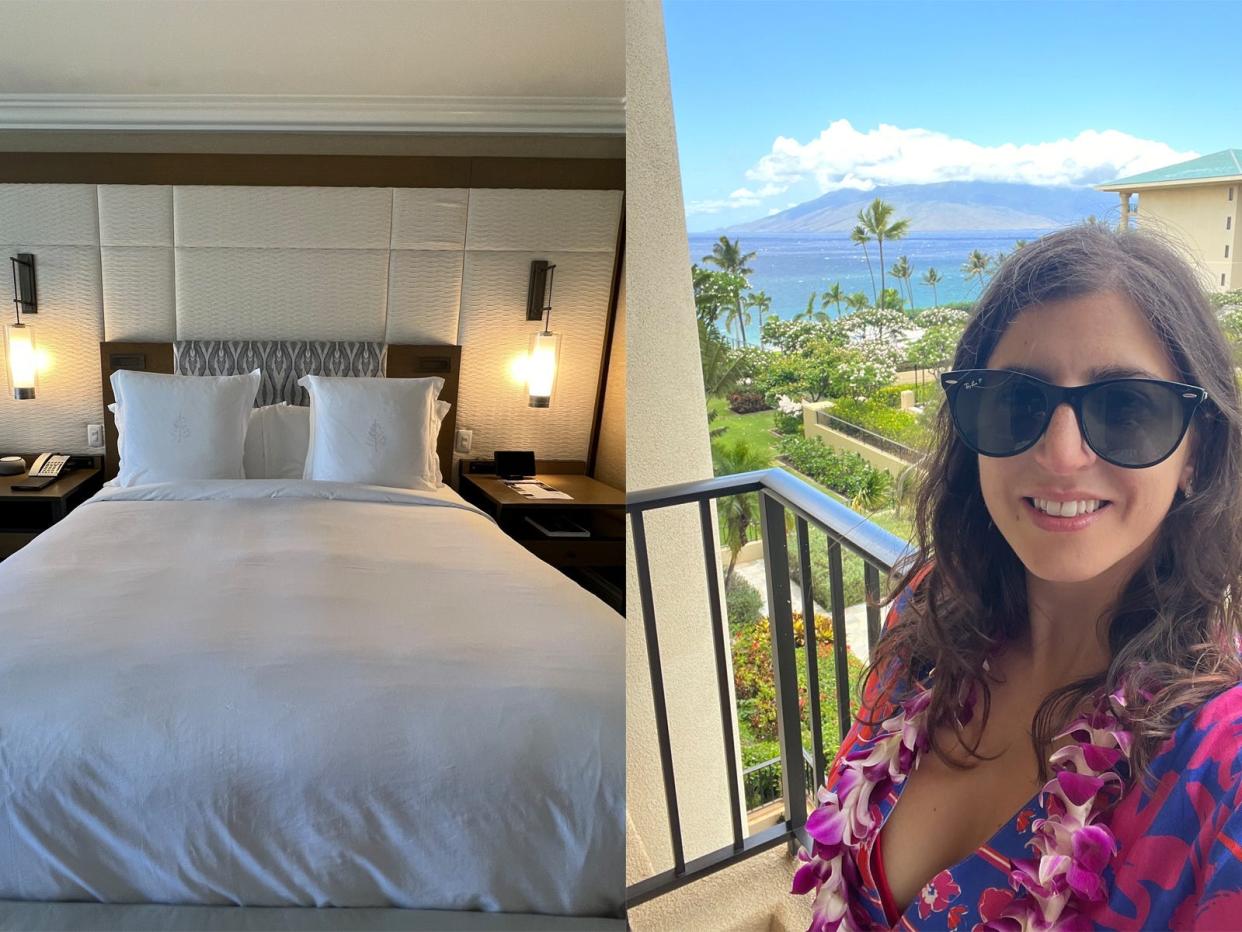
[724,301,753,350]
[890,255,915,313]
[836,339,903,400]
[850,224,878,306]
[857,198,911,312]
[746,290,772,348]
[921,267,942,307]
[822,281,845,316]
[849,467,894,513]
[692,264,748,336]
[962,249,992,293]
[703,236,757,346]
[711,438,773,584]
[699,320,745,398]
[844,291,869,312]
[795,291,829,323]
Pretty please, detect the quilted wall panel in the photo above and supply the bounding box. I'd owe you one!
[99,186,176,341]
[174,187,393,249]
[391,189,468,250]
[175,248,390,341]
[6,183,622,462]
[466,189,622,252]
[384,250,463,344]
[457,250,615,460]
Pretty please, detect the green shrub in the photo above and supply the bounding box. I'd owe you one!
[726,574,765,630]
[774,410,803,435]
[828,397,928,450]
[776,435,892,508]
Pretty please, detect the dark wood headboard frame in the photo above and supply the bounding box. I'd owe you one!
[99,342,462,483]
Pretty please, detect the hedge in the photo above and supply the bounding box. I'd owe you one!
[776,435,890,502]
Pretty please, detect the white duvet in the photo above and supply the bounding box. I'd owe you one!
[0,481,624,916]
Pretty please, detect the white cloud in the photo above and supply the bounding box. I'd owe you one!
[746,120,1197,193]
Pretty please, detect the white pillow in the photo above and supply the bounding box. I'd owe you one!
[298,375,444,489]
[244,403,312,480]
[243,399,451,482]
[429,399,451,485]
[110,369,261,486]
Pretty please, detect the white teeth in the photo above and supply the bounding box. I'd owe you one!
[1033,498,1103,517]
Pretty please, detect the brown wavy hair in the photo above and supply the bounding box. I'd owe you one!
[861,222,1242,782]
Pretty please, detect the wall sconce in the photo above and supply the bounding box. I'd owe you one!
[6,254,37,400]
[526,260,561,409]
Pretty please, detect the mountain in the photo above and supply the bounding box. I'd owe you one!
[726,181,1119,234]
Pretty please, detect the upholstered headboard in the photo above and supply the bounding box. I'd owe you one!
[100,340,461,482]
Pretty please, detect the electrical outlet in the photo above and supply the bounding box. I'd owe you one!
[86,423,104,448]
[454,428,473,454]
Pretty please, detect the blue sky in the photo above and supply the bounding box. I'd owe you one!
[665,0,1242,231]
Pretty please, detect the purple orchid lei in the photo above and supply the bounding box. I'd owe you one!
[792,675,1134,931]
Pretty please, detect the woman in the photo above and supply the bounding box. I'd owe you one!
[795,224,1242,930]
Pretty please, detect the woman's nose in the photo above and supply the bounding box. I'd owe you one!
[1032,402,1097,470]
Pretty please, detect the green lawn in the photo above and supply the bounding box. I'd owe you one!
[707,397,779,461]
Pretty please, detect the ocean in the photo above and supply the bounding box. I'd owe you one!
[689,230,1048,343]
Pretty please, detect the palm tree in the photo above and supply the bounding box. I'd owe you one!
[850,225,878,306]
[858,198,911,312]
[962,249,992,294]
[822,281,845,317]
[699,321,743,398]
[796,292,829,323]
[746,291,771,348]
[921,267,942,306]
[844,291,869,311]
[703,235,757,347]
[711,439,773,585]
[724,300,753,348]
[891,256,914,313]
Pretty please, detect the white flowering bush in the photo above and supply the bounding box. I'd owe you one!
[915,307,970,330]
[777,395,803,417]
[837,306,911,344]
[839,339,901,400]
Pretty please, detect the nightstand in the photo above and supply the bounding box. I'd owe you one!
[0,456,104,561]
[459,466,625,612]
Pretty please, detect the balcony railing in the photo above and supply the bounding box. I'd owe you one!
[627,467,913,906]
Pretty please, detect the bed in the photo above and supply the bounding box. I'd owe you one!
[0,342,625,928]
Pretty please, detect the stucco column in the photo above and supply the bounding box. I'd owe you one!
[625,0,741,885]
[1119,191,1130,229]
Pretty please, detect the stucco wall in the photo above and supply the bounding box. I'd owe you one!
[625,3,809,928]
[1137,183,1239,291]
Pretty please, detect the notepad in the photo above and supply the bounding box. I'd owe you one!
[505,480,573,500]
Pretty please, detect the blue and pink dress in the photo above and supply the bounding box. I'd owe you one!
[821,572,1242,930]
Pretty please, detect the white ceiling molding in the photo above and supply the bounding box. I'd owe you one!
[0,95,626,135]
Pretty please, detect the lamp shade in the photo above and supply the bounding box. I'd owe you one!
[527,330,561,408]
[4,321,35,400]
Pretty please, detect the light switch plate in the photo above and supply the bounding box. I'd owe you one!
[87,423,104,448]
[454,428,473,454]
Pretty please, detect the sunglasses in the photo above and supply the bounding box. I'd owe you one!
[939,368,1208,468]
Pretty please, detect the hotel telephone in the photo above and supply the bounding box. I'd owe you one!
[11,453,72,491]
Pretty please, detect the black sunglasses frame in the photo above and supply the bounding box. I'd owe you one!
[939,368,1209,469]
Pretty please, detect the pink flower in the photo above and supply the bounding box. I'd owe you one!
[917,870,961,919]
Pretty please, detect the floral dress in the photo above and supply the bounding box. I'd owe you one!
[822,572,1242,930]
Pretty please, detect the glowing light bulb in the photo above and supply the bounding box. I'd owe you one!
[527,331,561,408]
[4,322,36,400]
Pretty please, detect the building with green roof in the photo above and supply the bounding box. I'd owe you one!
[1097,150,1241,292]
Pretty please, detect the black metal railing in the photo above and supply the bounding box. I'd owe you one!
[627,467,912,906]
[815,409,921,463]
[742,748,817,812]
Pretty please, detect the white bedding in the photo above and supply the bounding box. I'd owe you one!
[0,480,623,916]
